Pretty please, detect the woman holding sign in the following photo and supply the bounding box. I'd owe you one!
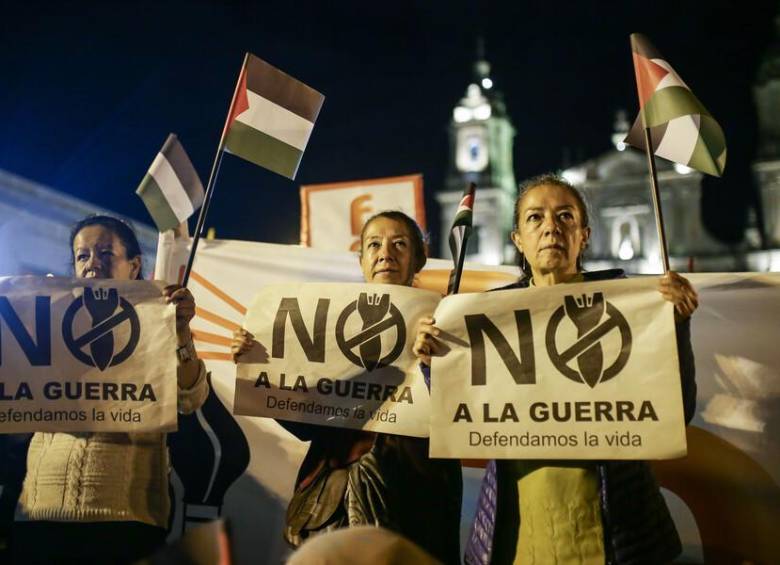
[12,215,209,565]
[416,174,698,565]
[232,211,462,564]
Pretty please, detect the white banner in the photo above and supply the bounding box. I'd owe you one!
[152,236,515,562]
[299,174,426,252]
[0,276,177,432]
[150,236,780,564]
[235,283,439,436]
[430,278,686,459]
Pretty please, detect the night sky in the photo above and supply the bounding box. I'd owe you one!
[1,1,776,252]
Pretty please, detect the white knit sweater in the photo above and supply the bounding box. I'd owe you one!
[15,361,209,527]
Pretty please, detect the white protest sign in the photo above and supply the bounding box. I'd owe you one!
[0,276,177,433]
[234,282,440,437]
[430,277,687,459]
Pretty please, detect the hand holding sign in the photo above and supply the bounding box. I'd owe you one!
[164,284,196,335]
[232,328,254,360]
[658,271,698,322]
[412,316,446,367]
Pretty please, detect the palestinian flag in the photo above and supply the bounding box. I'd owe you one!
[447,182,476,294]
[222,53,324,179]
[624,33,727,177]
[136,134,205,232]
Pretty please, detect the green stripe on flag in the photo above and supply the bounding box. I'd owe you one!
[642,86,709,128]
[688,115,727,177]
[452,209,472,229]
[136,174,181,231]
[224,120,303,179]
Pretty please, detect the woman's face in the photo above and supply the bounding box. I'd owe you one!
[360,217,417,286]
[72,225,141,280]
[511,184,590,278]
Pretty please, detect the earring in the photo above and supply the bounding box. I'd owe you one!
[521,254,528,273]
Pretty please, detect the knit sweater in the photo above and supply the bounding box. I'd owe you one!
[15,361,209,527]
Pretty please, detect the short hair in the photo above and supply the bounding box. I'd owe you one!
[359,211,428,273]
[512,173,590,277]
[69,215,144,279]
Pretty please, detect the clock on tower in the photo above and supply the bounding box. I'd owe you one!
[437,50,517,265]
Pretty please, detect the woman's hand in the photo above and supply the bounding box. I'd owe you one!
[163,284,196,341]
[413,316,447,367]
[231,328,255,362]
[658,271,698,322]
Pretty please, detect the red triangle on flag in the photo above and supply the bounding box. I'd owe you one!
[632,52,669,108]
[221,63,250,141]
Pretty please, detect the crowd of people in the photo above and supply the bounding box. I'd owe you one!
[0,174,698,564]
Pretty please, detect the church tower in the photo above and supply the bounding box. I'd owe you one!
[436,45,517,264]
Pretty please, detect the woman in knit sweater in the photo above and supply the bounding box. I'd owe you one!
[12,215,209,565]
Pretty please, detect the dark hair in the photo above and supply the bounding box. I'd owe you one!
[512,173,590,278]
[69,215,144,279]
[359,211,428,273]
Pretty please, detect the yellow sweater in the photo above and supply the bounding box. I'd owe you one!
[500,461,605,565]
[15,361,208,527]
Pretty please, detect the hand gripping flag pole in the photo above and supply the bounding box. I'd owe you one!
[182,53,325,286]
[447,182,477,295]
[625,33,727,274]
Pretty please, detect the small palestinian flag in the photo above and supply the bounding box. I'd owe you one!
[222,53,325,179]
[624,33,726,177]
[136,134,205,232]
[447,182,476,294]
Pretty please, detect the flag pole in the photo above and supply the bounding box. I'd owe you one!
[447,182,477,295]
[181,53,249,287]
[642,127,671,274]
[448,236,469,295]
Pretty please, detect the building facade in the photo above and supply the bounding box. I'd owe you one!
[0,169,157,277]
[439,24,780,273]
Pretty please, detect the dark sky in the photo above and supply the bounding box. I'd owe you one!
[0,1,776,251]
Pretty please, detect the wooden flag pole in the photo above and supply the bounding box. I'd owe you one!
[642,127,671,274]
[181,54,249,287]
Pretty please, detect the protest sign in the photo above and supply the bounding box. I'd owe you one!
[430,277,687,459]
[151,236,780,564]
[0,276,177,432]
[234,282,439,437]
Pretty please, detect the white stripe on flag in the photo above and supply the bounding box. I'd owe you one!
[651,59,689,90]
[235,90,315,151]
[655,114,699,166]
[149,153,194,222]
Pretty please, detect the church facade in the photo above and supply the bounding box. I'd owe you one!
[439,31,780,273]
